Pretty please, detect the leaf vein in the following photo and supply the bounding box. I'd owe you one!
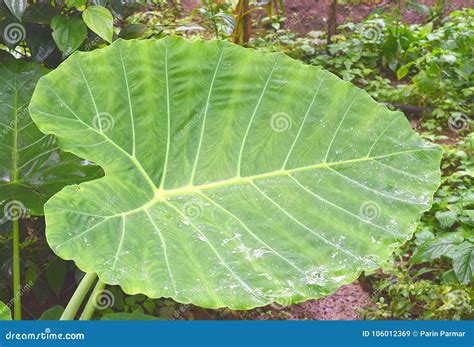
[118,46,137,156]
[164,199,264,304]
[189,44,226,185]
[327,167,426,205]
[198,192,306,274]
[144,209,178,297]
[288,174,402,237]
[249,181,373,266]
[237,55,280,176]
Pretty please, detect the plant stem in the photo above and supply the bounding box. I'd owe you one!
[60,272,97,320]
[12,218,21,320]
[79,280,106,321]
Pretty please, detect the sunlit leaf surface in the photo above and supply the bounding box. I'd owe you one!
[30,36,442,309]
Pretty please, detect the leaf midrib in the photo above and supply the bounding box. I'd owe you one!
[154,148,434,199]
[51,147,434,222]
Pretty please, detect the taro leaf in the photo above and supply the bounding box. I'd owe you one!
[0,301,11,320]
[82,6,113,43]
[29,36,442,309]
[0,60,102,218]
[453,241,474,284]
[25,263,39,287]
[38,305,64,320]
[45,258,67,296]
[51,15,87,58]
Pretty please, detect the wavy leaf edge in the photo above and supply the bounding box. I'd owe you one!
[29,35,443,310]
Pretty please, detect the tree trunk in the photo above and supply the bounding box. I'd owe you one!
[327,0,337,45]
[233,0,251,46]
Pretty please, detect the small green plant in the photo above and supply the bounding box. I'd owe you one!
[360,265,472,320]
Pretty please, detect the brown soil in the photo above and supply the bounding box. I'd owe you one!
[181,0,472,35]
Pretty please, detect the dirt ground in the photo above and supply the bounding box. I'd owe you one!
[181,0,472,34]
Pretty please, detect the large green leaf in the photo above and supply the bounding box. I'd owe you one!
[29,36,442,309]
[0,60,102,217]
[38,305,64,320]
